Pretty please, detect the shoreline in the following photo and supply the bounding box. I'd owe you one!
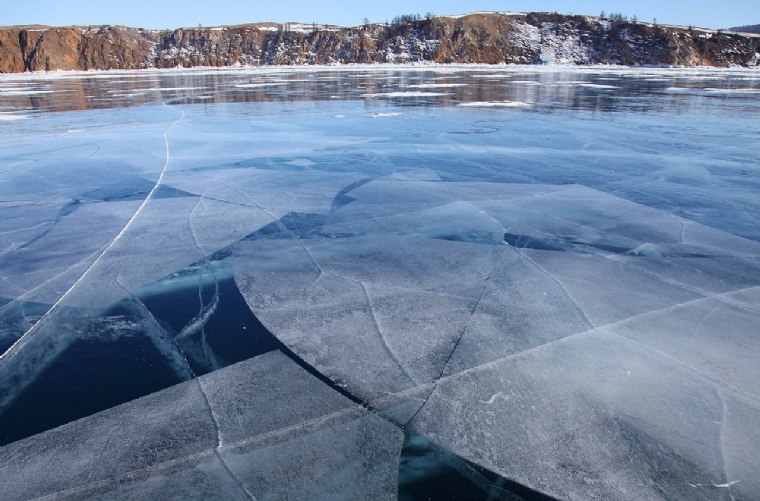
[2,62,759,81]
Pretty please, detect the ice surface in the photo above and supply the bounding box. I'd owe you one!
[71,196,274,307]
[518,249,701,326]
[0,200,142,302]
[609,287,760,397]
[0,377,216,500]
[221,413,402,501]
[229,177,760,498]
[1,66,759,499]
[0,351,404,500]
[410,330,760,500]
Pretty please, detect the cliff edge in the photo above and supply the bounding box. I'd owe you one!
[1,13,759,73]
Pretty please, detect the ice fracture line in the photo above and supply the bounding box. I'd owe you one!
[0,107,186,363]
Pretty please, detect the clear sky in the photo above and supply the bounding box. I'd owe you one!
[1,0,757,30]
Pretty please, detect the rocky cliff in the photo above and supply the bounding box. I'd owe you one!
[1,12,759,73]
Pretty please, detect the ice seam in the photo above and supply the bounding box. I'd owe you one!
[0,107,186,363]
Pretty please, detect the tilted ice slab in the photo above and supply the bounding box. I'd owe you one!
[231,179,760,499]
[0,351,403,500]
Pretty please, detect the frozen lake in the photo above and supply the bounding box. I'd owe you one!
[1,65,759,500]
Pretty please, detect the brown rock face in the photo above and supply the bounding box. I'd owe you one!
[0,29,25,72]
[20,28,83,71]
[80,26,161,70]
[1,13,758,73]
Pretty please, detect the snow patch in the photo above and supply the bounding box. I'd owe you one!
[286,159,315,167]
[578,83,620,89]
[405,83,468,89]
[361,91,449,98]
[702,88,760,94]
[157,87,207,91]
[472,74,512,79]
[0,89,55,97]
[234,83,288,88]
[458,101,530,108]
[366,112,404,118]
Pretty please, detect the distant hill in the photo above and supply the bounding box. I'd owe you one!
[730,24,760,34]
[1,12,759,73]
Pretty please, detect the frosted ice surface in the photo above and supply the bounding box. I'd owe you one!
[2,68,760,499]
[441,246,594,375]
[609,287,760,397]
[322,200,506,244]
[307,235,498,299]
[233,219,500,397]
[0,201,66,257]
[73,196,275,308]
[234,252,419,400]
[0,351,403,500]
[62,454,250,501]
[389,167,442,181]
[228,178,760,498]
[0,200,141,301]
[162,169,368,216]
[519,249,701,326]
[221,412,402,501]
[411,330,760,500]
[200,350,356,444]
[722,393,760,499]
[0,378,216,500]
[362,283,477,383]
[606,255,760,295]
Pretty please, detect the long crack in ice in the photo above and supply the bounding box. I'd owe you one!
[0,107,186,363]
[360,282,417,386]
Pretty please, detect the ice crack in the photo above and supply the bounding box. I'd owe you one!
[688,480,741,488]
[181,196,222,371]
[515,247,596,329]
[0,107,186,364]
[480,392,508,405]
[716,386,736,501]
[196,376,257,500]
[405,276,492,427]
[360,282,416,386]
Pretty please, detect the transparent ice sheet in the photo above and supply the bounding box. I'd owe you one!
[1,67,759,500]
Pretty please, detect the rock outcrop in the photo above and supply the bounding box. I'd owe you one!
[1,13,759,73]
[0,29,25,72]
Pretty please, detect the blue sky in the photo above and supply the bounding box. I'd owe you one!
[1,1,757,30]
